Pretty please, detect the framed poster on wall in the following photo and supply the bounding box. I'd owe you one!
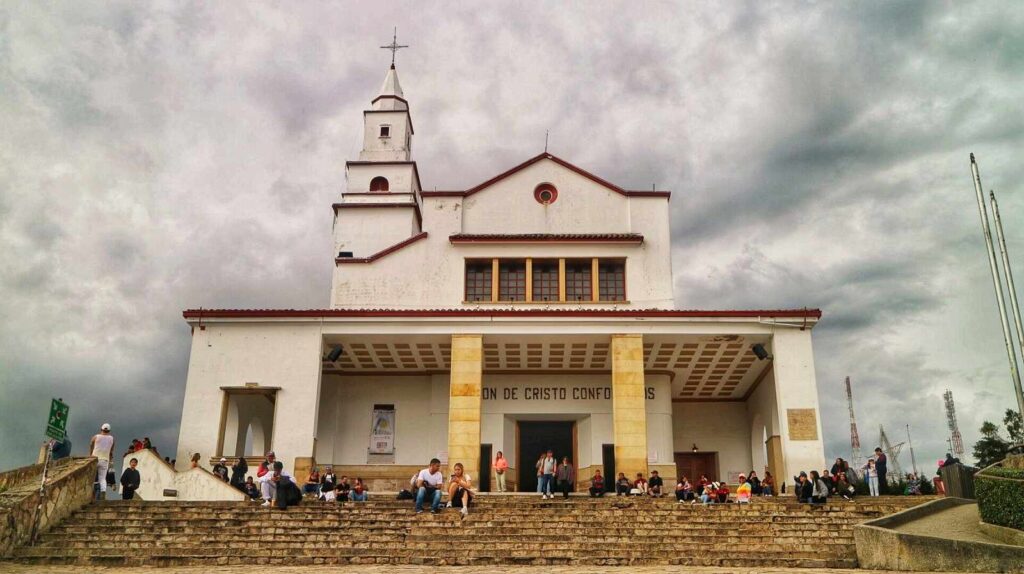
[369,404,396,454]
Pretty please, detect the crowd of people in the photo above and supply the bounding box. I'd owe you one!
[87,420,952,510]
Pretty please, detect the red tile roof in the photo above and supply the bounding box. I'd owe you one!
[183,308,822,320]
[418,152,671,199]
[449,233,643,244]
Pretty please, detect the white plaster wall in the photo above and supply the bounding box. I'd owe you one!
[316,375,433,466]
[771,328,826,479]
[333,206,419,259]
[645,374,674,465]
[330,157,673,309]
[346,163,419,193]
[360,112,412,161]
[430,374,450,461]
[330,233,672,309]
[175,322,322,476]
[127,449,245,502]
[461,159,629,234]
[672,402,752,481]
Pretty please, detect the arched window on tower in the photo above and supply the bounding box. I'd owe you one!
[369,176,390,192]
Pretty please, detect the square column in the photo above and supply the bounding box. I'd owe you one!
[771,328,826,480]
[611,334,648,479]
[447,334,483,479]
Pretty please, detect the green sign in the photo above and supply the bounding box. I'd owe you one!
[45,398,69,440]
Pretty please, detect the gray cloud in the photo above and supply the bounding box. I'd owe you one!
[2,2,1023,476]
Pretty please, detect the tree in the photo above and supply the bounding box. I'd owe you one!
[1003,409,1024,444]
[973,420,1009,468]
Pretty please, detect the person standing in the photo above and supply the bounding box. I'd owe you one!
[212,457,230,482]
[555,456,575,499]
[873,447,888,494]
[120,458,141,500]
[89,423,115,500]
[493,451,509,493]
[230,457,248,492]
[862,459,880,497]
[539,450,556,499]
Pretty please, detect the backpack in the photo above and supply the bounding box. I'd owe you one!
[396,489,414,500]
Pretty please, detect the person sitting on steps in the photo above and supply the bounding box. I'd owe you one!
[244,476,260,500]
[447,462,473,517]
[414,458,445,514]
[675,476,693,502]
[615,472,632,496]
[335,475,351,502]
[303,466,321,497]
[589,470,605,497]
[648,470,664,497]
[715,481,730,503]
[260,461,302,509]
[631,473,648,496]
[350,477,368,502]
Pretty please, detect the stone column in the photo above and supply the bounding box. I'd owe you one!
[765,435,784,494]
[447,334,483,479]
[611,334,648,479]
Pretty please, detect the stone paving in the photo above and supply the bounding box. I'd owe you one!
[0,566,921,574]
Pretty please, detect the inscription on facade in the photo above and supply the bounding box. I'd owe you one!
[787,408,819,441]
[481,386,656,401]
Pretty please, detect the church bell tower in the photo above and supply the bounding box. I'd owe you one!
[331,38,423,306]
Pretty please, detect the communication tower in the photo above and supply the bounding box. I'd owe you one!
[944,389,965,457]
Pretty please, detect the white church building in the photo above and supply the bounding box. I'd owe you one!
[175,62,826,492]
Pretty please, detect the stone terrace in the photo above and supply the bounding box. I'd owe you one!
[9,495,929,568]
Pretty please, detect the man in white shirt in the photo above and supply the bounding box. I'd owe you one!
[414,458,445,514]
[89,423,115,500]
[259,461,300,508]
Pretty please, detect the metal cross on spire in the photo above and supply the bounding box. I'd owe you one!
[380,27,408,68]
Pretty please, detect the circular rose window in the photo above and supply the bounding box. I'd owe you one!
[534,183,558,205]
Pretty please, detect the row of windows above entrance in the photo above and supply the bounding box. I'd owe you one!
[465,257,626,303]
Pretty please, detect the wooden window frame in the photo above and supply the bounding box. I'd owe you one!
[597,258,627,302]
[463,257,628,304]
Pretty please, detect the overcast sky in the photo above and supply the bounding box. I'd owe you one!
[2,2,1023,474]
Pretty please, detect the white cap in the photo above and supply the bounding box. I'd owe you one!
[219,457,227,463]
[100,423,111,431]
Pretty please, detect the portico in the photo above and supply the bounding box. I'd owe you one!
[177,309,823,492]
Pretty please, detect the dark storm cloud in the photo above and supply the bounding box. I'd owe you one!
[2,1,1023,474]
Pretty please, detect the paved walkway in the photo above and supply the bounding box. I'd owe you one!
[0,567,920,574]
[890,501,999,545]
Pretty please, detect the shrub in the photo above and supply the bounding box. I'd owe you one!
[976,463,1024,530]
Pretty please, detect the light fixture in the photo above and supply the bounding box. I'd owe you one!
[327,346,344,362]
[691,443,699,453]
[751,343,771,361]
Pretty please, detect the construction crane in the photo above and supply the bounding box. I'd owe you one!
[879,425,905,481]
[845,377,865,468]
[944,389,965,457]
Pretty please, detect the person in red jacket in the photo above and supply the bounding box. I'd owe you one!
[256,451,276,478]
[716,481,730,503]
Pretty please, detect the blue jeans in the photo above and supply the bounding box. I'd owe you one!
[415,486,441,512]
[351,490,368,502]
[540,473,554,495]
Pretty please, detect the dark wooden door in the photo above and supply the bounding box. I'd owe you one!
[479,444,492,492]
[602,444,616,487]
[674,452,718,482]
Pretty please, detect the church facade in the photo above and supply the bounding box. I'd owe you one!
[175,64,825,491]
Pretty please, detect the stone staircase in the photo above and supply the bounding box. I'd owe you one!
[12,495,929,567]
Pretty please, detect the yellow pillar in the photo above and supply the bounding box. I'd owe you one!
[765,435,784,495]
[447,334,483,479]
[611,334,648,479]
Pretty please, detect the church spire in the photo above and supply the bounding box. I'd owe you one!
[373,29,408,112]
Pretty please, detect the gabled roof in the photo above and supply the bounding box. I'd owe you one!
[449,233,644,245]
[419,152,671,199]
